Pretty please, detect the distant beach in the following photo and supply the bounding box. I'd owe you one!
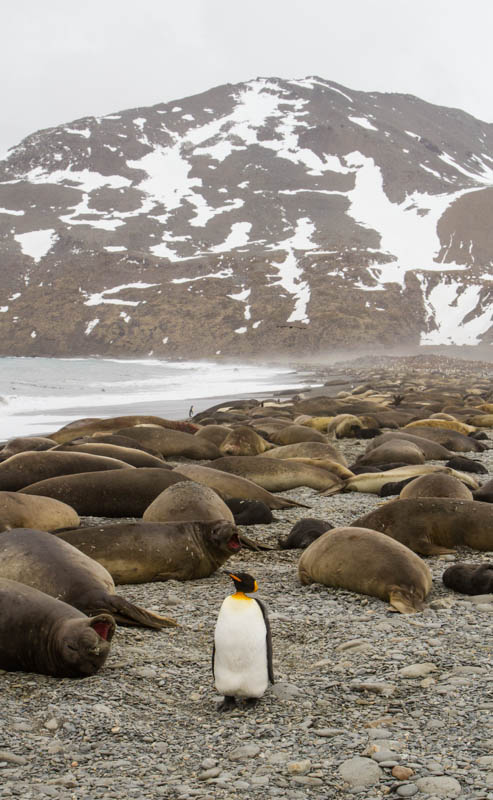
[0,357,325,440]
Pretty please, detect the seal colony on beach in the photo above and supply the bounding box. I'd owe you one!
[0,353,492,680]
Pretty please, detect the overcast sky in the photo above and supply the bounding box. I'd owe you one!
[2,0,493,158]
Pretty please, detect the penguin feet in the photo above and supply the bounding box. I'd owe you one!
[217,695,236,712]
[244,697,259,709]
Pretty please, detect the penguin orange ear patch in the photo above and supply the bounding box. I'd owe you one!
[229,573,240,581]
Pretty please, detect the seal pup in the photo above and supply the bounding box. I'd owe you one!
[445,456,488,475]
[0,529,176,628]
[225,498,274,525]
[0,578,116,678]
[0,491,80,532]
[352,498,493,555]
[278,518,334,549]
[213,571,274,711]
[298,527,432,613]
[56,520,241,583]
[442,563,493,595]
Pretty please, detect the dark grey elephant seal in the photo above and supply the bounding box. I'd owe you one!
[0,529,177,628]
[445,456,488,475]
[21,468,189,517]
[442,563,493,595]
[352,498,493,555]
[0,578,115,677]
[225,498,274,525]
[298,527,432,613]
[56,521,241,583]
[278,518,334,549]
[0,450,132,491]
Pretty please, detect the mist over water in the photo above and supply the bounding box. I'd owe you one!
[0,357,321,439]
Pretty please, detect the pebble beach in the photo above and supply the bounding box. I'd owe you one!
[1,425,492,800]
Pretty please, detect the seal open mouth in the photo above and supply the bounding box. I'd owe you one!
[92,621,113,640]
[227,532,242,552]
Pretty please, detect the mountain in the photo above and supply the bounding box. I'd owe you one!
[0,76,492,358]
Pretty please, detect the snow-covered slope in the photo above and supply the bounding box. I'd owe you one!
[0,76,492,357]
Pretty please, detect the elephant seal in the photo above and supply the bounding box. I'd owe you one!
[473,479,493,502]
[352,498,493,555]
[53,442,170,468]
[278,518,333,549]
[379,478,415,497]
[405,419,476,436]
[143,481,234,524]
[49,415,198,443]
[259,441,347,466]
[173,464,309,509]
[442,563,493,595]
[399,473,473,500]
[298,527,432,613]
[445,456,488,474]
[204,455,342,492]
[0,529,176,628]
[323,465,479,496]
[0,436,55,461]
[70,433,163,456]
[56,520,241,583]
[224,498,274,525]
[0,578,115,677]
[355,440,426,467]
[399,427,487,453]
[21,468,189,517]
[194,425,232,448]
[270,425,327,445]
[115,426,220,460]
[0,450,132,491]
[219,426,273,456]
[0,491,80,532]
[365,432,454,460]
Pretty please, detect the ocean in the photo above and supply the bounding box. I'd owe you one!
[0,357,322,440]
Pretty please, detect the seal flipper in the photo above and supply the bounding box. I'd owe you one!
[416,541,456,556]
[94,595,177,630]
[388,587,426,614]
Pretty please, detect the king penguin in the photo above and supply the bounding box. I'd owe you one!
[213,571,274,711]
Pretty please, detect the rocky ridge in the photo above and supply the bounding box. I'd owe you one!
[0,77,492,357]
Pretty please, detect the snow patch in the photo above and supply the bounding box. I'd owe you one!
[14,229,58,262]
[349,116,378,131]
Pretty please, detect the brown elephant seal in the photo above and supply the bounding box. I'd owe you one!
[219,426,273,456]
[194,425,232,447]
[445,456,488,475]
[143,481,234,524]
[0,578,115,677]
[298,527,432,613]
[399,473,473,501]
[115,426,220,459]
[71,433,163,456]
[224,498,274,525]
[270,425,327,445]
[278,518,333,549]
[260,441,347,466]
[173,464,309,509]
[352,498,493,555]
[0,450,132,491]
[473,479,493,502]
[0,436,56,461]
[355,440,426,467]
[0,491,80,532]
[49,415,198,443]
[323,465,479,496]
[204,455,342,492]
[56,520,241,584]
[405,419,476,435]
[52,442,170,468]
[0,529,176,628]
[400,427,487,453]
[21,468,189,517]
[365,432,454,460]
[442,563,493,595]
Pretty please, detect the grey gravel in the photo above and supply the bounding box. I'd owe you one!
[1,408,492,799]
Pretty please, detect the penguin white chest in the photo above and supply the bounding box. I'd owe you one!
[214,595,269,698]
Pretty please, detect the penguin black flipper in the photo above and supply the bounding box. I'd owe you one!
[212,642,216,677]
[254,597,275,684]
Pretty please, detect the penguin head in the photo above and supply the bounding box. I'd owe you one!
[227,571,258,594]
